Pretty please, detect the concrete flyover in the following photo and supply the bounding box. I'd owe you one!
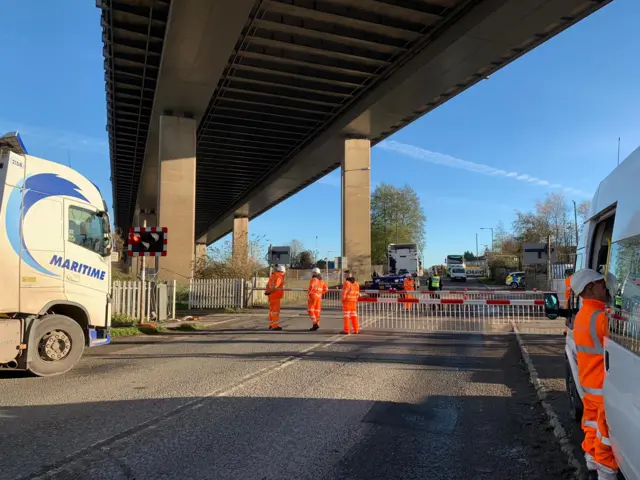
[99,0,611,280]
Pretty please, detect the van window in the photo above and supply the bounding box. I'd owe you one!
[68,206,105,253]
[608,236,640,353]
[589,214,615,272]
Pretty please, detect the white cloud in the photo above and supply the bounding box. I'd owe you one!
[378,140,591,198]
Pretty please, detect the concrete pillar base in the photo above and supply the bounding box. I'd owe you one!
[342,138,372,281]
[156,115,197,283]
[232,216,249,264]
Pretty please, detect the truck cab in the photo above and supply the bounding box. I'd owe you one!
[545,146,640,480]
[0,132,112,376]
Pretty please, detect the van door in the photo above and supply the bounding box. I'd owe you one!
[603,236,640,479]
[63,199,109,327]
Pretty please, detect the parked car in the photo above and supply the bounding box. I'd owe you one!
[505,271,525,289]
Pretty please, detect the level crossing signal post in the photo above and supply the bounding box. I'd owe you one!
[127,226,168,323]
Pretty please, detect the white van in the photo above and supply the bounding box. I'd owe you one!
[546,146,640,480]
[449,266,467,282]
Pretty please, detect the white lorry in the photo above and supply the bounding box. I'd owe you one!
[545,145,640,480]
[388,243,422,277]
[0,132,112,376]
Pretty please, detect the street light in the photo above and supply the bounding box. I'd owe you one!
[481,227,494,251]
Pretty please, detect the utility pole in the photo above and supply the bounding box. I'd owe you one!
[572,200,579,271]
[475,233,479,258]
[617,137,621,166]
[547,234,552,289]
[481,227,494,251]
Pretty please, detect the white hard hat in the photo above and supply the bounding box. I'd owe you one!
[311,267,321,274]
[571,269,604,296]
[276,265,286,273]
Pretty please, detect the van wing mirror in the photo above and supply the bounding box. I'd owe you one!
[544,293,560,319]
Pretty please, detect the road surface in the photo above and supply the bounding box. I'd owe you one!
[1,312,573,480]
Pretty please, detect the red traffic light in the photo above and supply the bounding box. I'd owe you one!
[129,233,141,244]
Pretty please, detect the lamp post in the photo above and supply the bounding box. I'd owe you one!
[481,227,494,251]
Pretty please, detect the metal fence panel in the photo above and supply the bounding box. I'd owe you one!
[111,280,177,321]
[189,278,244,309]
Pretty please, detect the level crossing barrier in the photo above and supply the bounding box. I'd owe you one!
[356,295,547,332]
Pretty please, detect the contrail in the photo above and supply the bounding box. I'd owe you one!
[378,140,590,198]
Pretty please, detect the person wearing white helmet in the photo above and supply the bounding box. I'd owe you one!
[265,265,286,330]
[307,266,328,331]
[570,268,618,480]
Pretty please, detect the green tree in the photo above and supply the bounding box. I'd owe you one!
[463,251,475,261]
[371,183,426,265]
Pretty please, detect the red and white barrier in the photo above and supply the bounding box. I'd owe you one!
[358,297,544,306]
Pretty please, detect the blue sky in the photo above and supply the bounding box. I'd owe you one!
[2,0,639,267]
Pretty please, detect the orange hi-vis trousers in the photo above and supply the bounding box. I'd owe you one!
[308,297,322,325]
[582,395,617,477]
[268,298,281,328]
[342,301,359,333]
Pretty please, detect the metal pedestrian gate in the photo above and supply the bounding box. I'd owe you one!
[355,290,550,332]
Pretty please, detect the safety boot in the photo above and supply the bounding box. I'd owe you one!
[309,324,319,331]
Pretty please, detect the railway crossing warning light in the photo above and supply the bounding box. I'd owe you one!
[127,227,168,256]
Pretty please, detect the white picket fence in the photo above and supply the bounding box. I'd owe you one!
[111,280,177,321]
[189,278,245,309]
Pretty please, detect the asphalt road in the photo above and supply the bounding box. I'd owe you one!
[0,311,574,480]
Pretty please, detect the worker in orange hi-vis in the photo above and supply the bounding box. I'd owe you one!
[308,267,328,331]
[265,265,286,331]
[570,269,618,480]
[403,273,416,310]
[565,271,573,308]
[341,272,361,334]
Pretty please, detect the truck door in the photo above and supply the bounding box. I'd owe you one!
[18,193,65,314]
[63,199,109,326]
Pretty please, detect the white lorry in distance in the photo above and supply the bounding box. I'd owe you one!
[388,243,422,278]
[545,145,640,480]
[0,132,112,376]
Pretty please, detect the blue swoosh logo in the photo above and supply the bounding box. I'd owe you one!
[6,173,89,277]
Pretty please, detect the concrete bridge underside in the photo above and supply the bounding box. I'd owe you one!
[100,0,610,280]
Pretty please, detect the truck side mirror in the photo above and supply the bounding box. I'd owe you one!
[544,293,560,319]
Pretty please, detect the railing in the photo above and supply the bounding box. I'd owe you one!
[189,278,245,309]
[111,280,177,321]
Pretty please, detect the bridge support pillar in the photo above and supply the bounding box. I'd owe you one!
[232,216,249,264]
[341,138,371,280]
[156,115,197,283]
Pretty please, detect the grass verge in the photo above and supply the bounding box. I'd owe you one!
[110,325,168,337]
[170,323,203,332]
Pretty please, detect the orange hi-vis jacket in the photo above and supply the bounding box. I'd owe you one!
[403,277,415,291]
[574,298,608,397]
[308,277,328,300]
[565,276,572,307]
[266,272,285,300]
[342,281,360,308]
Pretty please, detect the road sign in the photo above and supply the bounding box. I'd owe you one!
[128,227,168,257]
[523,242,556,265]
[268,245,291,265]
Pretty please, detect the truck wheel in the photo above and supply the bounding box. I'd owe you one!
[566,358,583,423]
[27,315,85,377]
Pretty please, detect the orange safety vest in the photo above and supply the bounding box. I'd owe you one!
[308,277,328,299]
[573,298,607,397]
[565,276,572,307]
[342,281,360,303]
[266,272,285,300]
[403,277,415,291]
